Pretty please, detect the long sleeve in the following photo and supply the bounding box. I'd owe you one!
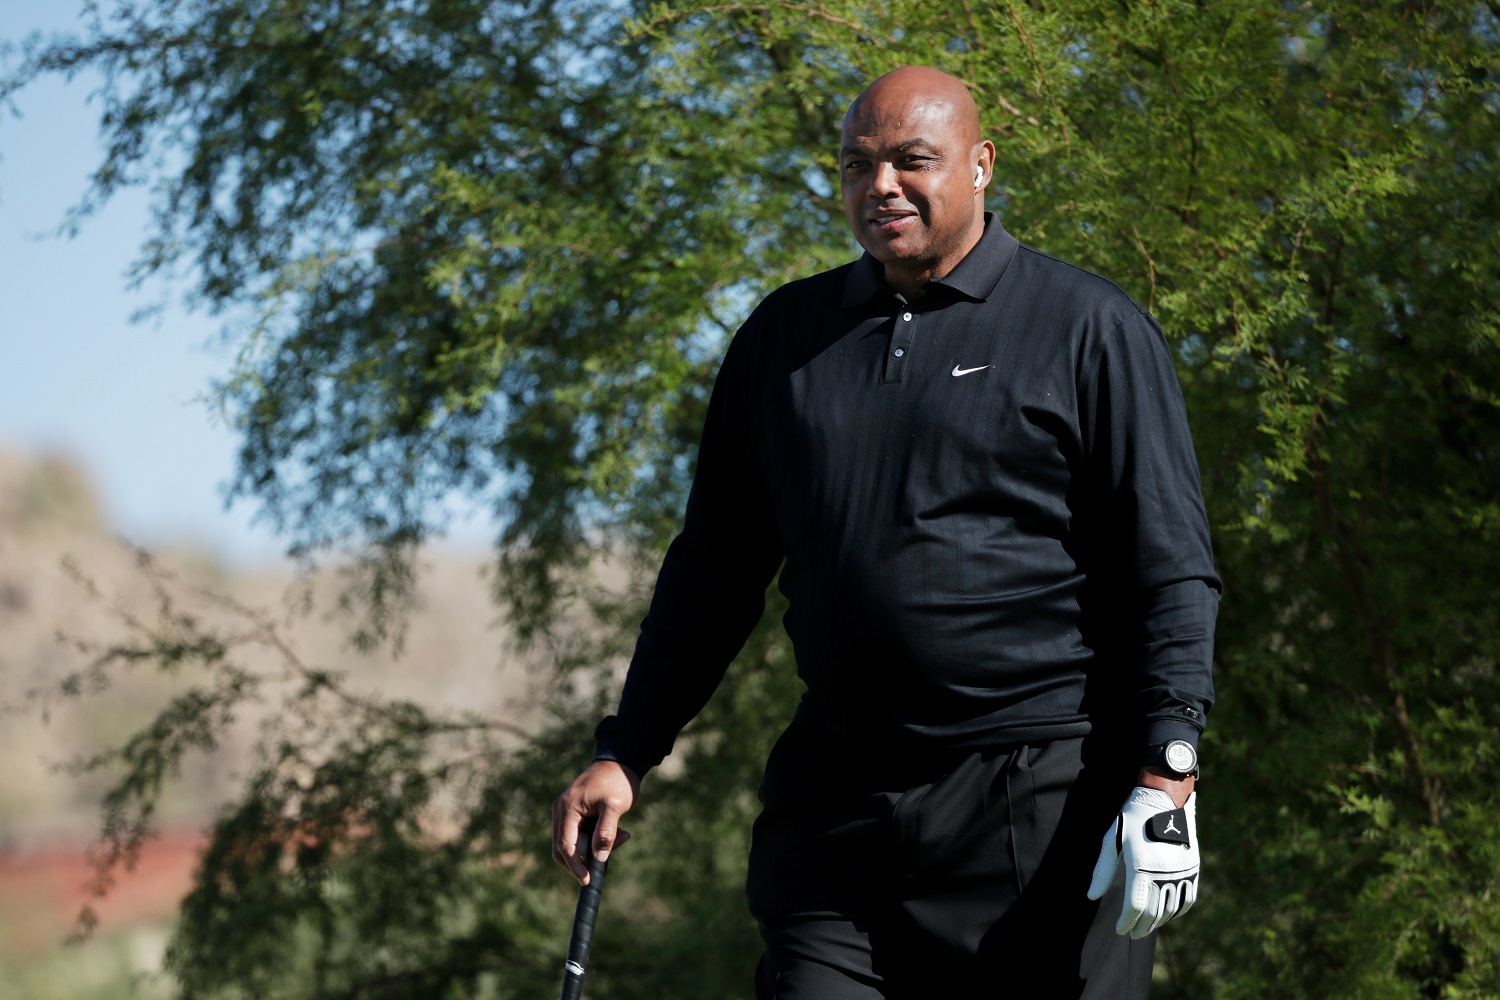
[1080,308,1221,750]
[593,327,785,776]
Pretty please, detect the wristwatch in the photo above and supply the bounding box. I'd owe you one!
[1145,740,1200,778]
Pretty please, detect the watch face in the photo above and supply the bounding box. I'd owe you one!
[1165,741,1197,774]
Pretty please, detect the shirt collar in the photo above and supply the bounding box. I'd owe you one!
[841,212,1020,308]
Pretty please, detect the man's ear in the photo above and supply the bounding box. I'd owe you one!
[974,140,996,190]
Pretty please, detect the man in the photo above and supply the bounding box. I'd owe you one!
[553,65,1219,998]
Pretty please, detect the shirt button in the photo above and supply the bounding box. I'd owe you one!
[902,312,913,321]
[894,348,905,358]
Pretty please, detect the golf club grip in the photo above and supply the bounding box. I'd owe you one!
[560,818,610,1000]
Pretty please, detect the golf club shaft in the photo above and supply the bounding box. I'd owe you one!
[560,816,609,1000]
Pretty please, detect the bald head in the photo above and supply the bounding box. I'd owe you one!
[838,66,995,297]
[843,66,982,147]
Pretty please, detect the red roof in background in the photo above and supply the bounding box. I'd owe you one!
[0,831,204,957]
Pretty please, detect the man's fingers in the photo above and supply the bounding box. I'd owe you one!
[550,799,567,864]
[1119,873,1151,936]
[592,817,632,863]
[565,818,588,882]
[1139,882,1174,939]
[591,813,615,863]
[551,796,591,883]
[1123,877,1193,939]
[589,792,639,863]
[1086,819,1120,901]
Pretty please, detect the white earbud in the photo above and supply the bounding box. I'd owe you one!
[974,165,984,188]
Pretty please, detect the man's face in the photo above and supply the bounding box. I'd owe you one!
[840,87,990,292]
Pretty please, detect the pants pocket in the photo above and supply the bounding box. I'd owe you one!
[1007,745,1041,892]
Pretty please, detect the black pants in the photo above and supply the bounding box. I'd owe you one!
[745,725,1154,999]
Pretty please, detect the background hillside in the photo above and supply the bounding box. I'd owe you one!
[0,444,539,997]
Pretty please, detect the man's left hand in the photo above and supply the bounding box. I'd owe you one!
[1087,787,1199,938]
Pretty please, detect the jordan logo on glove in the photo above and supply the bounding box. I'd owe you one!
[1149,808,1190,846]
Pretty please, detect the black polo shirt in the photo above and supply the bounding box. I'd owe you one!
[596,215,1220,776]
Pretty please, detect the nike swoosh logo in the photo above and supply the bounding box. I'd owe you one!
[951,364,990,377]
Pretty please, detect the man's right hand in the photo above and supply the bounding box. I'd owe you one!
[552,759,641,885]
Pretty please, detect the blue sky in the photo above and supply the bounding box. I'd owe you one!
[0,2,491,566]
[0,2,285,564]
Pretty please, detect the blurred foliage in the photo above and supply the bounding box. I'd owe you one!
[0,930,174,1000]
[4,0,1499,997]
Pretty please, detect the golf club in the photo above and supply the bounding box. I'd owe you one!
[560,814,610,1000]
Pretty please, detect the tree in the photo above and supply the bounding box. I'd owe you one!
[4,1,1498,997]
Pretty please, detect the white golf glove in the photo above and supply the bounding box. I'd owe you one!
[1087,786,1199,939]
